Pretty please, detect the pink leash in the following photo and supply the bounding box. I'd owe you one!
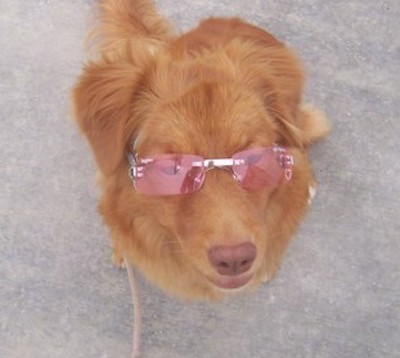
[124,256,142,357]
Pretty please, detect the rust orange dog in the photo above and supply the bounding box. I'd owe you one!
[73,0,329,300]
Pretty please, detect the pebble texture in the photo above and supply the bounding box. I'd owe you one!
[1,0,399,357]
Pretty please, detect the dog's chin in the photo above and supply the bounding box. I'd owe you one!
[208,273,253,290]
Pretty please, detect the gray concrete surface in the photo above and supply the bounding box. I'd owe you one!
[1,0,399,357]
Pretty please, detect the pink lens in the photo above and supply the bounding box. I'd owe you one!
[232,147,287,189]
[135,154,205,196]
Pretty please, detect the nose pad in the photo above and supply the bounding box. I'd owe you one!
[208,242,256,276]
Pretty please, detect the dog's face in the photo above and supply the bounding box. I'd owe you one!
[136,80,282,289]
[73,18,329,299]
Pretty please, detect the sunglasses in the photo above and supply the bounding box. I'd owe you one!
[127,145,294,196]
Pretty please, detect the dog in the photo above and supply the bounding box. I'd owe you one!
[73,0,330,300]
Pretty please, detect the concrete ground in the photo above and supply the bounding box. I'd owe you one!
[1,0,399,357]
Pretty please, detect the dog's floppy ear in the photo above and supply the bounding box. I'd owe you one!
[227,42,306,147]
[298,104,331,145]
[257,77,331,147]
[243,70,304,148]
[251,73,331,148]
[260,81,304,148]
[220,21,308,148]
[73,59,143,175]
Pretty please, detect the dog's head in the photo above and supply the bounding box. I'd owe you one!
[73,27,329,299]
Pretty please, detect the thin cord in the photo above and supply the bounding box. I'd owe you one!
[124,255,142,358]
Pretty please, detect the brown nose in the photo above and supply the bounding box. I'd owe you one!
[208,242,256,276]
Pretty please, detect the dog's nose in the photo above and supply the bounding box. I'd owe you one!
[208,242,256,276]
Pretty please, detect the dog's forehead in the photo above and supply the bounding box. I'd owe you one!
[139,81,277,156]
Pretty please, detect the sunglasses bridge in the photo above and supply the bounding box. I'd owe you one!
[194,158,246,181]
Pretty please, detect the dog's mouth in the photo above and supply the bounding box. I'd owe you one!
[208,273,253,290]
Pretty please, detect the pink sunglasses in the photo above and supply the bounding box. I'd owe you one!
[127,146,294,196]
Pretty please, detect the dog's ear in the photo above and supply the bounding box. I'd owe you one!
[298,104,331,145]
[73,59,143,175]
[243,70,304,148]
[220,21,308,148]
[259,79,304,148]
[227,47,305,147]
[251,72,331,148]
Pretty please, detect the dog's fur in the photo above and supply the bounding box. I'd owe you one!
[73,0,330,300]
